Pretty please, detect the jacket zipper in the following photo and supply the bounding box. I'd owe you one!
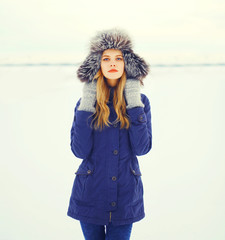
[109,211,112,223]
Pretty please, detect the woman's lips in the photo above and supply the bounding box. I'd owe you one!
[108,69,118,72]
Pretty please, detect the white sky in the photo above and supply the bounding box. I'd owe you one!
[0,0,225,63]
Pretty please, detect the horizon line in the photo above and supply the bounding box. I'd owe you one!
[0,63,225,67]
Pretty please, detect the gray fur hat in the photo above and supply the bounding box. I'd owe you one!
[77,28,150,83]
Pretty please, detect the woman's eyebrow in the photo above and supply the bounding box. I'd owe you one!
[102,55,123,57]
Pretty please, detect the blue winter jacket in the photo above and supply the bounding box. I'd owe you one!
[67,87,152,226]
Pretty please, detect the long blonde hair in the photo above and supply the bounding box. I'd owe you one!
[89,69,130,131]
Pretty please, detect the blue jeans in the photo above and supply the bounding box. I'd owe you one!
[80,221,133,240]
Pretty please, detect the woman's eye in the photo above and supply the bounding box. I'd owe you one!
[102,57,123,61]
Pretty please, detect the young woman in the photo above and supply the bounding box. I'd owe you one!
[67,28,152,240]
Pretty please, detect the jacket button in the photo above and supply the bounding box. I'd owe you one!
[113,149,118,155]
[111,202,116,207]
[139,116,143,121]
[132,170,136,174]
[112,176,117,181]
[138,114,146,122]
[87,170,91,174]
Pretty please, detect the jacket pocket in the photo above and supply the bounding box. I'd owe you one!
[75,158,95,175]
[129,162,144,204]
[130,156,142,177]
[130,164,142,184]
[75,167,94,175]
[73,162,95,200]
[130,165,142,176]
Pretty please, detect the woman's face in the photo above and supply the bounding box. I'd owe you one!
[100,49,125,87]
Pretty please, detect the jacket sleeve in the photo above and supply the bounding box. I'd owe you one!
[126,94,152,156]
[70,98,94,159]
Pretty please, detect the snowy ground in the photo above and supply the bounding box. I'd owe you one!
[0,65,225,240]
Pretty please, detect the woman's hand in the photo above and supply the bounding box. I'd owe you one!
[124,79,144,109]
[78,80,97,113]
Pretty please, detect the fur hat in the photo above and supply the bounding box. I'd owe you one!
[77,28,150,84]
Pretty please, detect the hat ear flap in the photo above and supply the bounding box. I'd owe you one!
[123,51,150,81]
[77,53,102,82]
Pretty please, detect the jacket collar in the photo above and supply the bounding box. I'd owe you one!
[108,87,115,103]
